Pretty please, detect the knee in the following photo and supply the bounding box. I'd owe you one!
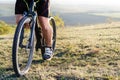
[16,14,23,24]
[38,16,50,31]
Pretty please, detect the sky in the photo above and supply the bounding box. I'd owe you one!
[1,0,120,7]
[55,0,120,6]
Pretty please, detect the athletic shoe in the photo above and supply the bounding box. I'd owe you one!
[43,47,53,60]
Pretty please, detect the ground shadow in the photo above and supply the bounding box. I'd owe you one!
[55,49,69,57]
[54,75,109,80]
[32,59,45,64]
[0,67,29,79]
[0,67,17,79]
[54,75,85,80]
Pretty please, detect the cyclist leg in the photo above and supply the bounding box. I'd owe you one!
[36,0,52,47]
[36,0,53,60]
[15,0,31,47]
[15,14,23,24]
[38,16,53,47]
[15,0,29,27]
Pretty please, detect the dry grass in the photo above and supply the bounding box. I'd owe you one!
[0,22,120,80]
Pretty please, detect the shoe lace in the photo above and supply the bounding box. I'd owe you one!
[44,48,53,56]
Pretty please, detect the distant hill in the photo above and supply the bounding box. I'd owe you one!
[1,3,120,26]
[0,3,15,24]
[1,12,120,26]
[59,12,108,26]
[0,16,15,24]
[59,12,120,26]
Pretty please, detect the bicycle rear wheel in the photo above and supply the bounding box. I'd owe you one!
[50,17,56,51]
[41,17,56,58]
[12,16,35,77]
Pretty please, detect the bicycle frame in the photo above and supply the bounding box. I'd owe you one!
[22,0,37,48]
[12,0,56,76]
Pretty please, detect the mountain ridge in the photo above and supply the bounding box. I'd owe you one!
[0,3,120,25]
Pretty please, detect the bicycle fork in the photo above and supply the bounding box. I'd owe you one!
[28,13,37,49]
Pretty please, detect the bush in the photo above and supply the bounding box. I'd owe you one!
[0,21,14,35]
[53,15,65,28]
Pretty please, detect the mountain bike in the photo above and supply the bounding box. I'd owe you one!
[12,0,56,77]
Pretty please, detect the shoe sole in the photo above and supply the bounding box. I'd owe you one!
[44,55,53,61]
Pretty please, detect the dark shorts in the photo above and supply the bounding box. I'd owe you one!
[15,0,50,17]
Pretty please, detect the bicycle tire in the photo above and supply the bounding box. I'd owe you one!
[41,17,57,58]
[12,16,35,77]
[50,17,56,51]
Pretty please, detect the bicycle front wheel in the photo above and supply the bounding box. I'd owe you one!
[12,16,35,77]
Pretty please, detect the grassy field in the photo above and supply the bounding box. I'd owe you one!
[0,22,120,80]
